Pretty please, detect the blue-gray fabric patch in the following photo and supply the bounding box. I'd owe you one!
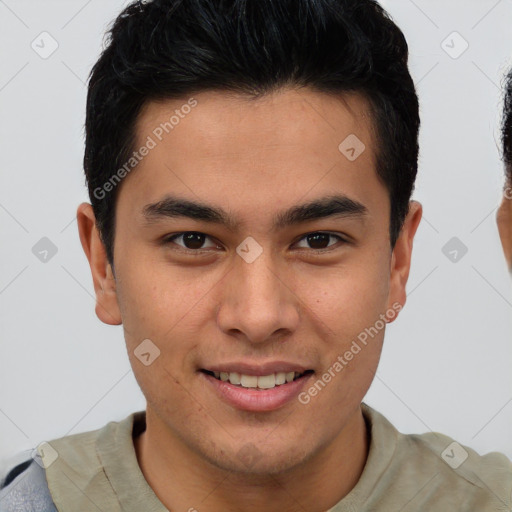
[0,459,57,512]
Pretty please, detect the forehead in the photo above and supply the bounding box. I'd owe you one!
[119,87,386,227]
[136,87,375,160]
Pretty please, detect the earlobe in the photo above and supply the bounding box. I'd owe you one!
[386,201,423,322]
[76,202,122,326]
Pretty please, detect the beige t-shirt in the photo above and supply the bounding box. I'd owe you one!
[40,403,512,511]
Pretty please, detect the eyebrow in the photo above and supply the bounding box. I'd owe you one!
[142,194,368,232]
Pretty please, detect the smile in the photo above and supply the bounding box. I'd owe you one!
[201,369,314,390]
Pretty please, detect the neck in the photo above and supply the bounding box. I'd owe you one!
[134,405,369,512]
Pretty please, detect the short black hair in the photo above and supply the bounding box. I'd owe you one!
[502,68,512,185]
[84,0,420,264]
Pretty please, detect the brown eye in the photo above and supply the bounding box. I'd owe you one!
[164,232,219,251]
[294,232,346,251]
[181,232,207,250]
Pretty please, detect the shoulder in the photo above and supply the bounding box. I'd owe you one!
[362,404,512,510]
[396,427,512,508]
[0,459,57,511]
[408,429,512,481]
[0,412,143,512]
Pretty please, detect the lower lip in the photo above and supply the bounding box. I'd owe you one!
[200,371,314,412]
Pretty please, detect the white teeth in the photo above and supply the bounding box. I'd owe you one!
[257,374,275,389]
[240,375,258,388]
[209,370,307,389]
[229,372,241,385]
[275,372,286,385]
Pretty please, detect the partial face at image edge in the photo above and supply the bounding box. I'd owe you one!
[497,178,512,273]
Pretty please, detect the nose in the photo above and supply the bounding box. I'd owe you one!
[216,248,300,345]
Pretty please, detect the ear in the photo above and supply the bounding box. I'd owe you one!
[76,203,122,325]
[386,200,422,322]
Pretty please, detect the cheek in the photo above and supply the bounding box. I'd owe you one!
[115,259,221,340]
[303,257,390,337]
[296,255,389,403]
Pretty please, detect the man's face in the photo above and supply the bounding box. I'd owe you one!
[82,88,420,474]
[497,180,512,272]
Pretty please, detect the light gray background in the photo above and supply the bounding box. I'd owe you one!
[1,0,511,476]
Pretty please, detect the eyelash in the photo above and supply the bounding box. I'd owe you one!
[161,231,349,254]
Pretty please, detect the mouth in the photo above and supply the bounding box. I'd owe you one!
[200,369,315,391]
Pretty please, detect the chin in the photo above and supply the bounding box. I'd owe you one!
[198,433,314,476]
[213,446,310,476]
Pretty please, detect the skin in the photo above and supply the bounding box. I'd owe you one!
[77,87,422,512]
[497,180,512,272]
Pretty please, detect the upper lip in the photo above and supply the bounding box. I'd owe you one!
[202,361,313,376]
